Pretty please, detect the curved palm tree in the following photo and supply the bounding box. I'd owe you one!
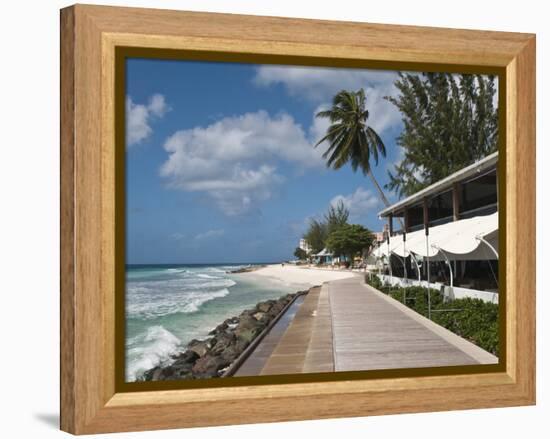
[315,88,393,209]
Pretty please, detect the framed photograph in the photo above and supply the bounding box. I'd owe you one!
[60,4,536,434]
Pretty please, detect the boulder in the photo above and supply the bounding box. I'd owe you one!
[284,294,295,302]
[210,332,236,355]
[172,349,200,365]
[252,311,267,321]
[220,343,244,362]
[256,301,274,313]
[142,366,162,381]
[170,361,194,375]
[165,371,194,381]
[157,365,194,381]
[236,314,261,331]
[268,302,285,317]
[145,365,176,381]
[239,309,254,319]
[187,339,212,357]
[192,354,231,378]
[158,365,175,379]
[226,316,239,325]
[173,349,200,368]
[235,326,262,344]
[208,321,228,335]
[233,337,250,352]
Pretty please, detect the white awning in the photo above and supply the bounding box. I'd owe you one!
[314,248,333,257]
[373,212,498,261]
[372,234,405,259]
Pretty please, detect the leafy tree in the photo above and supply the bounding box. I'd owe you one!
[293,247,308,260]
[303,218,327,254]
[325,224,374,261]
[385,72,498,197]
[314,89,392,208]
[303,202,351,254]
[324,200,349,236]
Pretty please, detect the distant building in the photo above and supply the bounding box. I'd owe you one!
[313,248,333,265]
[373,224,389,244]
[299,238,311,254]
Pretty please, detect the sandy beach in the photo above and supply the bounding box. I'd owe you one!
[249,264,357,286]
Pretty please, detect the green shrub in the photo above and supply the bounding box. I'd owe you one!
[394,286,443,316]
[432,298,499,355]
[365,274,384,291]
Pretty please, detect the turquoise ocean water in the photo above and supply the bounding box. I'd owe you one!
[125,264,300,381]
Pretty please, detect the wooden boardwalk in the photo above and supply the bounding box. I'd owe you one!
[234,276,497,376]
[329,277,487,370]
[260,286,334,375]
[233,295,306,377]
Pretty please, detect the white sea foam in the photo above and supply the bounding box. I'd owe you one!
[125,264,301,382]
[126,325,181,381]
[127,287,232,319]
[180,279,237,289]
[196,273,218,279]
[205,267,227,273]
[179,288,230,313]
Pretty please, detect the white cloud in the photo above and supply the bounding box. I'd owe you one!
[330,187,379,222]
[194,229,224,240]
[160,110,324,216]
[254,66,394,101]
[126,94,169,146]
[160,66,410,217]
[253,66,402,135]
[148,94,169,117]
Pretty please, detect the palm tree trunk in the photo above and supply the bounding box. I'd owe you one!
[366,168,405,229]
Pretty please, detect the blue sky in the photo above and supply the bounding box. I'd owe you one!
[126,58,405,264]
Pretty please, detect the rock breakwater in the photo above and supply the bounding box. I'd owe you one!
[141,290,308,381]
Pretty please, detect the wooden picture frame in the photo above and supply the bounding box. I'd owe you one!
[60,4,536,434]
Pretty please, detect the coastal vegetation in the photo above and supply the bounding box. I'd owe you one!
[302,201,374,263]
[325,224,373,263]
[303,218,326,255]
[365,275,499,356]
[293,247,308,261]
[303,200,351,255]
[385,73,498,197]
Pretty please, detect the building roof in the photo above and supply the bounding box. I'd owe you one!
[372,212,498,261]
[314,248,333,257]
[378,151,498,218]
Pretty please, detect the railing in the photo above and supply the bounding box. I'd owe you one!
[375,274,499,304]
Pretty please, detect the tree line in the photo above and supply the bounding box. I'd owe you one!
[294,201,374,265]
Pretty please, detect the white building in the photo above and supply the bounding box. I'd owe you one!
[299,238,311,253]
[372,152,499,303]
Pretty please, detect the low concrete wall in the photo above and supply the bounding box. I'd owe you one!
[375,274,442,290]
[373,274,498,304]
[449,286,498,304]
